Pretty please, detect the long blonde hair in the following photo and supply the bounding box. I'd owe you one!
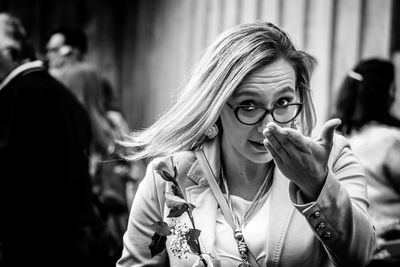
[122,22,316,161]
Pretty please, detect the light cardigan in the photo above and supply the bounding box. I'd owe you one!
[117,134,376,267]
[347,123,400,218]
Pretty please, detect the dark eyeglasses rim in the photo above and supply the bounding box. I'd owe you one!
[227,102,303,125]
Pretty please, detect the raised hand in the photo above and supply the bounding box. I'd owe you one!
[263,118,341,201]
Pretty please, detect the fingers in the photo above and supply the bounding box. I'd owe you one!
[263,122,291,159]
[264,122,308,153]
[281,127,309,153]
[263,139,282,165]
[320,118,341,148]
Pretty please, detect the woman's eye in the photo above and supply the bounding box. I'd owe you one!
[240,100,257,106]
[238,100,258,113]
[275,98,291,106]
[242,105,257,111]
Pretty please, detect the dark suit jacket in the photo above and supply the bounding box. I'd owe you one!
[0,66,99,266]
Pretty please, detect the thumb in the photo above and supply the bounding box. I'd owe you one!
[320,118,341,148]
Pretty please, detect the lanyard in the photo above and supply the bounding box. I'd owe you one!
[221,166,273,228]
[195,150,274,267]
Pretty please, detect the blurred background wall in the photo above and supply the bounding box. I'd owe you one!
[1,0,399,136]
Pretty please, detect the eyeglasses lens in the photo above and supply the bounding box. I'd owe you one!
[237,104,300,124]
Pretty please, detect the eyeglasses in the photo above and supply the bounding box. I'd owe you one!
[226,102,303,125]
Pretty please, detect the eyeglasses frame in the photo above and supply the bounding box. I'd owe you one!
[226,102,304,125]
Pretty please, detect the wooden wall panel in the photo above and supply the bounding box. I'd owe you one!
[188,0,208,68]
[120,0,150,129]
[144,0,192,124]
[1,0,397,129]
[361,0,392,59]
[391,1,400,119]
[331,0,362,99]
[221,0,240,31]
[86,1,121,99]
[178,0,194,83]
[239,0,259,24]
[306,0,334,136]
[280,0,307,49]
[259,0,280,25]
[392,52,400,118]
[205,0,223,47]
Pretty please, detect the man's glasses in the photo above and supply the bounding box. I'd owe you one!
[226,102,303,125]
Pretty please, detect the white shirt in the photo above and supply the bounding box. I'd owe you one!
[215,193,271,266]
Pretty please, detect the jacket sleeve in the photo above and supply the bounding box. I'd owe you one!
[288,134,376,266]
[117,160,169,267]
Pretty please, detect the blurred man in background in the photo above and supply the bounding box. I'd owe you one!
[0,13,100,267]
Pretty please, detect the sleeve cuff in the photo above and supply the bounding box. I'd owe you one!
[288,168,340,213]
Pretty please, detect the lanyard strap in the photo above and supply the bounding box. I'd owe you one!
[195,150,236,227]
[221,166,273,228]
[196,150,273,267]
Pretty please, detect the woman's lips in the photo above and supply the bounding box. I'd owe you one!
[249,140,269,152]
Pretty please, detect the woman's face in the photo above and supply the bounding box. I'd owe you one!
[220,57,298,164]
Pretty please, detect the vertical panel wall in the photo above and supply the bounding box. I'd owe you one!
[259,0,280,25]
[123,0,393,136]
[280,0,307,49]
[330,0,363,116]
[362,0,392,59]
[306,0,334,134]
[390,0,400,119]
[0,0,395,134]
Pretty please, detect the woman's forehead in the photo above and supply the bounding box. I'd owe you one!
[232,59,296,95]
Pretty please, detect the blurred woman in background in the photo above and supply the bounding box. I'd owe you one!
[56,61,134,267]
[333,58,400,264]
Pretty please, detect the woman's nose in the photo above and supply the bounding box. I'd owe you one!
[257,113,274,133]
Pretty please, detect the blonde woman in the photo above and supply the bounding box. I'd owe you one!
[118,22,375,267]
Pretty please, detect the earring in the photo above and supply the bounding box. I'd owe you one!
[204,124,219,139]
[290,120,298,130]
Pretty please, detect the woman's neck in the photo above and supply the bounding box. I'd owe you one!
[221,153,272,201]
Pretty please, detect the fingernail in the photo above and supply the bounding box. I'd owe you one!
[281,129,288,135]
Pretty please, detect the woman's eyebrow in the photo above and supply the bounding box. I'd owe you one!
[274,86,296,96]
[233,86,295,98]
[233,89,260,98]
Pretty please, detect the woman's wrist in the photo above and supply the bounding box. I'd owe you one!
[298,170,328,202]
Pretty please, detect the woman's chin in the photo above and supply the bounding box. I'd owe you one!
[251,151,273,164]
[248,141,273,163]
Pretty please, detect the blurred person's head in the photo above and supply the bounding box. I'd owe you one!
[46,26,87,71]
[0,13,36,82]
[334,58,399,135]
[56,63,115,154]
